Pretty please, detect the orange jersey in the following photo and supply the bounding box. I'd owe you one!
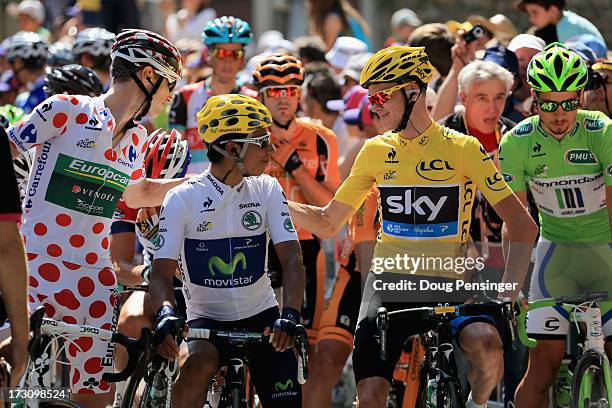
[266,118,340,240]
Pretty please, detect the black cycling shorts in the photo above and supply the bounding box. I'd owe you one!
[188,307,301,408]
[353,272,507,384]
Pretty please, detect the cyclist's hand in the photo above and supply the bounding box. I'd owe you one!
[153,305,182,360]
[7,335,28,387]
[269,307,300,352]
[271,140,302,174]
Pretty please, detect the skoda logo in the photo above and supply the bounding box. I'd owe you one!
[241,211,262,230]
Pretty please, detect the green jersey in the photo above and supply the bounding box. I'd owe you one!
[499,110,611,243]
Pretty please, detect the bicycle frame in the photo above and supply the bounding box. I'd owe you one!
[20,307,148,406]
[517,292,612,404]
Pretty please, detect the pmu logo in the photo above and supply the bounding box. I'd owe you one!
[385,148,399,164]
[564,149,598,165]
[416,159,455,181]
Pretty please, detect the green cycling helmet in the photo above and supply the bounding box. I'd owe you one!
[527,42,588,92]
[0,105,26,129]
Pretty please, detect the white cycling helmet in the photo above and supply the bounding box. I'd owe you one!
[145,128,191,179]
[6,31,48,66]
[73,28,115,58]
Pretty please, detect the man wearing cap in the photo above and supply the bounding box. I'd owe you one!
[584,59,612,117]
[9,0,51,41]
[337,52,371,96]
[326,36,368,75]
[508,34,546,107]
[384,8,423,47]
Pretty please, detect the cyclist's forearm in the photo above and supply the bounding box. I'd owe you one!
[0,226,29,343]
[114,260,145,286]
[501,223,537,301]
[123,177,187,209]
[150,259,178,312]
[276,241,305,312]
[291,166,337,206]
[288,201,335,239]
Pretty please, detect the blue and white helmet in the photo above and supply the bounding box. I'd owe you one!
[202,16,253,46]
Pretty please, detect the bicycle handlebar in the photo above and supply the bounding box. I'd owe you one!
[28,306,151,384]
[103,328,151,383]
[517,291,610,349]
[185,324,309,384]
[377,301,517,361]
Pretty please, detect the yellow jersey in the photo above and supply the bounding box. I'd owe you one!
[334,121,513,278]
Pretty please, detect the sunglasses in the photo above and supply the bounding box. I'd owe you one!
[222,133,271,149]
[368,83,412,106]
[537,97,580,112]
[261,86,301,98]
[212,48,245,60]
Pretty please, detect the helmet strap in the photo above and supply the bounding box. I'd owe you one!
[130,72,163,120]
[211,143,251,182]
[394,87,420,133]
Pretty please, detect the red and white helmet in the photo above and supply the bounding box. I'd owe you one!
[110,29,183,83]
[145,129,191,179]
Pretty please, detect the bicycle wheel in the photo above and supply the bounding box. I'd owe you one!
[570,353,609,408]
[121,354,156,408]
[416,379,463,408]
[436,380,463,408]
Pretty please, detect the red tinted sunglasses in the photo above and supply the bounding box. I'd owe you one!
[368,83,411,106]
[262,86,302,98]
[212,48,245,60]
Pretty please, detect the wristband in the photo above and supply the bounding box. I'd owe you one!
[156,305,174,322]
[141,265,152,282]
[284,151,302,173]
[281,307,300,323]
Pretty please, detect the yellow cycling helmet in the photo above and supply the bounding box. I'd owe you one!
[360,46,435,88]
[197,94,272,144]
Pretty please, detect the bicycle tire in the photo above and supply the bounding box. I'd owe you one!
[40,401,84,408]
[570,352,609,408]
[121,353,151,408]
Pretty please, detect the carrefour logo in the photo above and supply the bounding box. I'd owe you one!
[128,145,137,163]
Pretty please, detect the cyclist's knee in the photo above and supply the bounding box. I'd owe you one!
[179,342,219,387]
[357,378,389,408]
[460,322,503,357]
[315,340,351,376]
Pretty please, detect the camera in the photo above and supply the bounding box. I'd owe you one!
[462,24,486,43]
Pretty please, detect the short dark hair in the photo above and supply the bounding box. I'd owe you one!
[205,134,247,163]
[514,0,566,12]
[294,36,327,64]
[305,71,341,114]
[408,24,454,77]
